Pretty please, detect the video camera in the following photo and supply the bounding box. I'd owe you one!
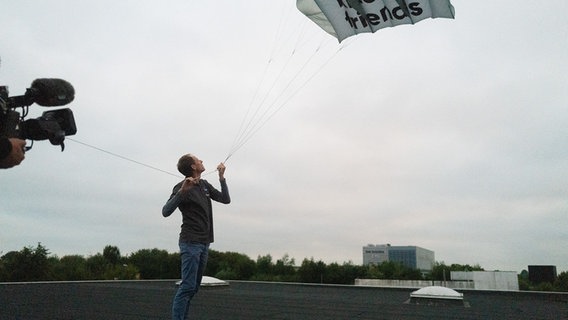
[0,79,77,151]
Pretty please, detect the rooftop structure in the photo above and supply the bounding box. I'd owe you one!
[451,271,519,291]
[407,286,469,307]
[356,270,520,291]
[529,265,558,284]
[409,286,464,300]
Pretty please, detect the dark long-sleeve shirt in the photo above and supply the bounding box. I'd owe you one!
[162,179,230,244]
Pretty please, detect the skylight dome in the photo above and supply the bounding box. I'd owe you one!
[410,286,463,300]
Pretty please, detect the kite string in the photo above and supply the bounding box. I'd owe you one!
[228,43,325,157]
[231,50,296,153]
[228,3,293,154]
[227,16,311,159]
[69,137,222,178]
[67,137,183,178]
[225,16,343,162]
[224,37,351,163]
[225,45,343,162]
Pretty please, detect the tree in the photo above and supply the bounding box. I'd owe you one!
[325,262,343,284]
[7,242,568,293]
[209,251,256,280]
[273,254,297,281]
[0,251,20,281]
[205,249,222,277]
[94,245,139,280]
[429,262,484,281]
[128,248,179,279]
[103,245,121,265]
[338,261,367,284]
[553,271,568,292]
[52,255,90,281]
[298,258,326,283]
[103,263,139,280]
[0,243,51,281]
[379,261,406,280]
[256,254,273,275]
[86,253,107,280]
[518,270,530,290]
[251,254,275,281]
[365,263,384,279]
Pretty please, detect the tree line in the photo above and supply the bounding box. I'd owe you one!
[1,243,566,292]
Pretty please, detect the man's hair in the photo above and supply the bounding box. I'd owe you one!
[177,154,195,177]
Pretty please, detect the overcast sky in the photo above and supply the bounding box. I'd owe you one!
[1,0,567,273]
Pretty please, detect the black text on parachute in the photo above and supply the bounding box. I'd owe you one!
[296,0,455,42]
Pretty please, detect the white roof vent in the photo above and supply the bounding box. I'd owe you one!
[176,276,229,287]
[410,286,463,300]
[406,286,469,307]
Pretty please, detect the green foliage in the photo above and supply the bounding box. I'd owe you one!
[553,271,568,292]
[518,269,530,290]
[254,254,273,278]
[273,254,297,281]
[428,261,484,281]
[298,258,326,283]
[129,248,179,279]
[214,268,238,280]
[519,270,568,292]
[0,243,51,281]
[103,263,139,280]
[85,253,107,280]
[363,261,423,281]
[102,245,121,265]
[249,253,299,282]
[2,243,567,292]
[206,250,256,280]
[51,255,89,280]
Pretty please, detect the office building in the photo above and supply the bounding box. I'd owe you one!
[363,244,435,272]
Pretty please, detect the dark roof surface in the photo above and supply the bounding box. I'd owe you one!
[1,280,567,319]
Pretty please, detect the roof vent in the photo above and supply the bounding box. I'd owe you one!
[176,276,229,288]
[405,286,470,307]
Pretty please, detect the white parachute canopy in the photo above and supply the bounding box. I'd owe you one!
[296,0,455,42]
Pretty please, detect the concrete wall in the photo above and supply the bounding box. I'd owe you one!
[355,271,519,291]
[354,279,475,289]
[451,271,519,291]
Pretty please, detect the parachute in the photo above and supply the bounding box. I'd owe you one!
[296,0,455,42]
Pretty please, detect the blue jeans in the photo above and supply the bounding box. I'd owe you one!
[172,241,209,320]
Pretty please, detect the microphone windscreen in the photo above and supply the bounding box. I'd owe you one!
[30,78,75,106]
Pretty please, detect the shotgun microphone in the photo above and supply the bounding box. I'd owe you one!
[29,78,75,107]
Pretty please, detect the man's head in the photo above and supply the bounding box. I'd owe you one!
[177,153,204,177]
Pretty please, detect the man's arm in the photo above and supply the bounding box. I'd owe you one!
[162,191,182,217]
[210,162,230,204]
[162,178,199,217]
[217,179,231,204]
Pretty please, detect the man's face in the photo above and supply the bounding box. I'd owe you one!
[191,155,205,173]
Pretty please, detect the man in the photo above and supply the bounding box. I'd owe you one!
[162,153,231,320]
[0,137,26,169]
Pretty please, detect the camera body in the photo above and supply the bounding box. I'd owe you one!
[0,82,76,151]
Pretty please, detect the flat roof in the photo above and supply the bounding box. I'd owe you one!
[1,280,566,319]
